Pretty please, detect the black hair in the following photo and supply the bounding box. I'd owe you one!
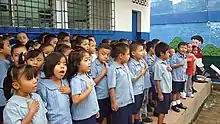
[192,45,198,50]
[3,64,37,100]
[86,35,95,40]
[177,42,187,49]
[71,34,79,41]
[97,43,112,51]
[25,40,35,50]
[101,39,111,44]
[44,34,57,45]
[111,43,129,58]
[146,41,154,52]
[11,43,26,55]
[136,39,147,44]
[55,44,71,53]
[0,36,8,49]
[18,49,44,65]
[72,36,89,49]
[40,32,50,42]
[17,31,29,38]
[191,35,204,44]
[58,32,69,41]
[151,39,160,45]
[44,52,67,78]
[67,48,88,78]
[129,42,143,57]
[155,42,170,57]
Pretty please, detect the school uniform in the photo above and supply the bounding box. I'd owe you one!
[37,79,72,124]
[3,93,47,124]
[91,59,111,123]
[128,58,144,114]
[70,74,99,124]
[0,59,10,121]
[108,61,134,124]
[154,58,172,114]
[170,53,187,93]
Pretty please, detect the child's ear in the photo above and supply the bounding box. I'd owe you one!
[119,53,123,59]
[131,51,135,56]
[12,81,20,90]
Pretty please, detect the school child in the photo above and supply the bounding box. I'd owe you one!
[108,43,134,124]
[11,43,27,66]
[153,42,172,124]
[37,52,72,124]
[167,48,175,66]
[39,32,50,44]
[128,43,148,124]
[25,40,41,51]
[0,36,11,123]
[101,39,112,45]
[57,41,72,48]
[170,42,188,112]
[140,44,153,123]
[19,49,45,78]
[71,34,79,41]
[55,44,72,59]
[67,48,99,124]
[43,34,58,48]
[3,64,47,124]
[16,32,29,45]
[87,35,97,62]
[72,36,89,52]
[58,32,70,43]
[40,43,54,57]
[191,45,198,93]
[91,43,112,124]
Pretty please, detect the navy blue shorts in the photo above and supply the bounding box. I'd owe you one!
[155,93,171,114]
[172,81,185,94]
[132,94,144,114]
[73,114,96,124]
[0,106,4,122]
[97,98,112,123]
[112,104,133,124]
[150,80,157,100]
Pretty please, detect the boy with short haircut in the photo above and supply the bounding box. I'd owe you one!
[58,32,70,42]
[11,43,27,66]
[91,43,112,124]
[87,35,97,62]
[0,36,11,123]
[128,43,148,124]
[170,42,188,112]
[16,32,29,45]
[153,42,172,124]
[108,43,134,124]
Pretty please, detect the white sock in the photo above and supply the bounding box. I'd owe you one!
[172,101,177,106]
[176,100,181,104]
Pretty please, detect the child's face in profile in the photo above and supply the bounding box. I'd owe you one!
[97,48,111,64]
[63,48,72,59]
[187,44,193,53]
[192,47,198,55]
[27,53,45,70]
[169,49,175,57]
[53,57,67,79]
[178,45,187,54]
[80,39,89,52]
[43,46,54,57]
[79,52,91,73]
[133,45,144,60]
[120,49,130,64]
[89,41,96,54]
[1,40,11,57]
[50,37,58,48]
[12,47,27,65]
[161,50,170,60]
[17,33,29,45]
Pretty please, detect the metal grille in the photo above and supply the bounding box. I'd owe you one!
[0,0,115,31]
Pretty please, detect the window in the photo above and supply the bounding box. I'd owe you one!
[0,0,115,31]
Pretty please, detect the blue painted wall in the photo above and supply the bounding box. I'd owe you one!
[150,0,220,48]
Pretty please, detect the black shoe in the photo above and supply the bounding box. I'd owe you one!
[147,104,153,112]
[142,117,153,123]
[192,87,197,93]
[177,103,187,110]
[171,105,180,112]
[153,111,159,117]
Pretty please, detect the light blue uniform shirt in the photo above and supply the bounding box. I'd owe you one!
[170,53,187,82]
[154,58,172,93]
[37,79,72,124]
[144,54,156,77]
[91,59,109,99]
[0,59,10,106]
[108,61,134,108]
[128,58,144,95]
[140,59,152,89]
[70,74,99,121]
[3,93,47,124]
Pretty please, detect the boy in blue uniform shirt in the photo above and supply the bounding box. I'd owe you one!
[170,42,188,112]
[0,36,11,123]
[153,42,172,124]
[91,43,112,124]
[108,43,134,124]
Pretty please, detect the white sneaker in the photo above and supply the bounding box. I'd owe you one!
[180,92,186,99]
[190,94,194,98]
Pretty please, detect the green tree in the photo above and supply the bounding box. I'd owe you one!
[169,37,183,50]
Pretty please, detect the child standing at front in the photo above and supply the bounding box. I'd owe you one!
[153,42,172,124]
[0,36,11,123]
[128,43,147,124]
[67,49,99,124]
[170,42,188,112]
[108,43,134,124]
[37,52,72,124]
[91,43,112,124]
[3,65,47,124]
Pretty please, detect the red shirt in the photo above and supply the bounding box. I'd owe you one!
[195,48,202,58]
[186,54,195,75]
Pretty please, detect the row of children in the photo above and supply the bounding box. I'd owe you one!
[0,31,203,124]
